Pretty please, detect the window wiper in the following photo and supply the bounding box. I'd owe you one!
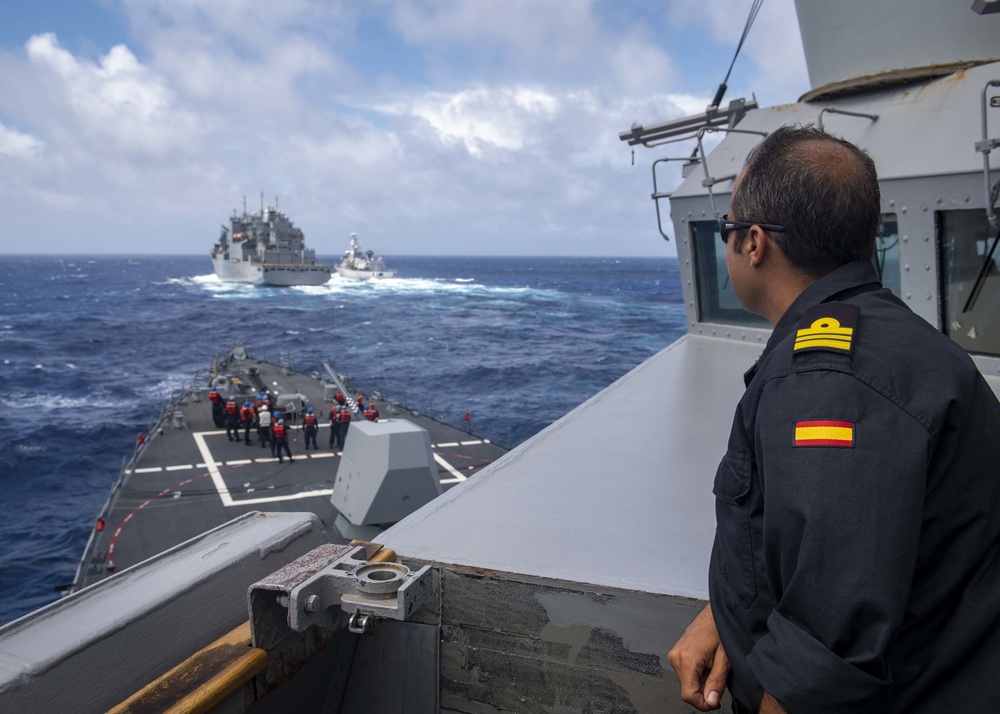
[962,223,1000,313]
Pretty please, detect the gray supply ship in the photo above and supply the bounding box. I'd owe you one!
[335,233,397,280]
[2,1,999,712]
[211,200,332,286]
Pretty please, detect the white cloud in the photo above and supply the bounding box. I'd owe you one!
[25,33,207,157]
[0,123,44,159]
[376,86,561,155]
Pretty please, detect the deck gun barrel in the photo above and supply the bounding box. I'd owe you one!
[323,362,365,420]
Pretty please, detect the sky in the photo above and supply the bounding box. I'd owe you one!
[0,0,809,257]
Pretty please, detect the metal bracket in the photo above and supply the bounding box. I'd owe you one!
[247,542,433,698]
[287,550,432,632]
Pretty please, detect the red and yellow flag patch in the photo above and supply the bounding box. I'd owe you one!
[793,420,855,448]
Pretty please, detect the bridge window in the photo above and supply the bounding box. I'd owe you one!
[876,214,901,297]
[940,210,1000,356]
[691,220,768,327]
[693,215,902,328]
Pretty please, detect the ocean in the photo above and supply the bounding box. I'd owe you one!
[0,254,685,626]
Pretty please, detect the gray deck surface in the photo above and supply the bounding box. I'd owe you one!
[76,351,507,590]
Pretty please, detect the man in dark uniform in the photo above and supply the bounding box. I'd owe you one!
[668,126,1000,714]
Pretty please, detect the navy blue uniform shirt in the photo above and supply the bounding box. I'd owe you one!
[709,260,1000,713]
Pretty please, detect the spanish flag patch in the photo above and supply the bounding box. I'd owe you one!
[793,303,860,356]
[794,420,855,448]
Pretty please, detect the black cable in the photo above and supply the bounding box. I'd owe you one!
[711,0,766,108]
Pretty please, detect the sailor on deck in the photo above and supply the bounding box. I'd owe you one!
[303,408,318,450]
[224,397,239,441]
[257,404,272,449]
[209,387,225,428]
[328,408,338,451]
[240,401,254,446]
[273,419,293,464]
[336,404,352,449]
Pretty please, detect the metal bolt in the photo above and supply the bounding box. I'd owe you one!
[304,593,321,613]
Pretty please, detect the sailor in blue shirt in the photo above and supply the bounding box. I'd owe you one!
[668,126,1000,713]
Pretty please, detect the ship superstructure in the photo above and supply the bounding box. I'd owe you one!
[211,202,331,286]
[335,233,397,280]
[1,2,998,713]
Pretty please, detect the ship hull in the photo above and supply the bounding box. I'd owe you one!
[335,267,398,281]
[212,256,331,287]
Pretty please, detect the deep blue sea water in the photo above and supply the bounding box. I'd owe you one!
[0,254,685,625]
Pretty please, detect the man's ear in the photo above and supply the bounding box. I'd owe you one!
[744,225,768,268]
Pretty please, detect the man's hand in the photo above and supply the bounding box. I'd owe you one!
[667,603,730,711]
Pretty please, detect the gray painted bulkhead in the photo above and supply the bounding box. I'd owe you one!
[669,60,1000,391]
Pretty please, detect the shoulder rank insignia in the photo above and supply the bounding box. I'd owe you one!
[793,302,859,356]
[794,420,855,448]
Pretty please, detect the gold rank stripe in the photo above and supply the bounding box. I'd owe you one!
[794,420,855,447]
[794,319,854,352]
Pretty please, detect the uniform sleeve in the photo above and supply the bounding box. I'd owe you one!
[746,368,929,713]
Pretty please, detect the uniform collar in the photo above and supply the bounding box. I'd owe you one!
[743,260,882,386]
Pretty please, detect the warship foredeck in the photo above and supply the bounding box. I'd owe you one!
[74,351,507,591]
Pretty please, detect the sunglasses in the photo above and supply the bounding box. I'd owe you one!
[719,214,786,243]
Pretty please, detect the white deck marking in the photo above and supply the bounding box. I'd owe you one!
[229,489,333,506]
[133,467,163,474]
[309,452,334,459]
[436,442,459,448]
[193,431,235,506]
[460,440,483,446]
[194,430,337,506]
[165,464,193,472]
[226,459,253,466]
[434,453,467,483]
